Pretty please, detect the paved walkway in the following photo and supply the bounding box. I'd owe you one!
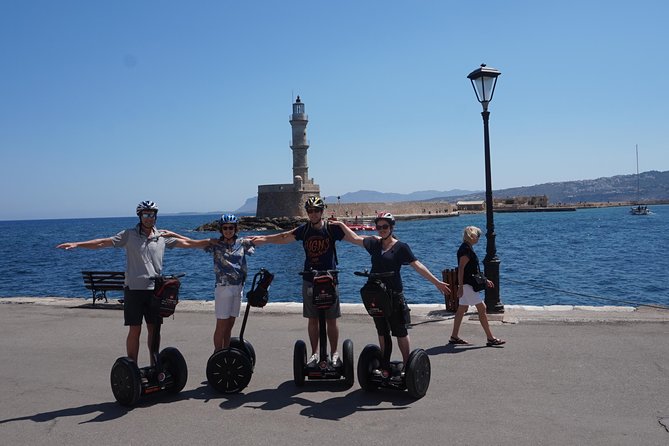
[1,298,668,445]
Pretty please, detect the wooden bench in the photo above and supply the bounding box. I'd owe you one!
[441,268,459,312]
[81,271,125,306]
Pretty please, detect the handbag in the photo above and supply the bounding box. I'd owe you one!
[360,279,392,317]
[312,271,338,310]
[153,276,181,318]
[471,272,487,292]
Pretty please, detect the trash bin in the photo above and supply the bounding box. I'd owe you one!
[441,268,459,312]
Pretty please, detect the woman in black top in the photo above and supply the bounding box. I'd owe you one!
[449,226,506,347]
[332,212,449,366]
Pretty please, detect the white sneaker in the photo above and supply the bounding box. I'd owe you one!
[331,352,340,366]
[307,353,318,366]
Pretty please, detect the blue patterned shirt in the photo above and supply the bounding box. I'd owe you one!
[205,237,255,286]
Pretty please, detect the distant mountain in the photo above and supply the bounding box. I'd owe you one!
[428,170,669,204]
[235,196,259,214]
[234,189,478,214]
[323,189,478,203]
[235,170,669,213]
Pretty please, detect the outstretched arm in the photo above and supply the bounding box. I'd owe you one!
[410,259,450,295]
[56,238,114,250]
[248,230,296,246]
[171,237,217,249]
[160,230,190,240]
[328,220,365,246]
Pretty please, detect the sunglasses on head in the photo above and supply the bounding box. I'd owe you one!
[221,225,236,231]
[376,224,390,230]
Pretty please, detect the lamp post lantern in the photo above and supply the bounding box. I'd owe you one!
[467,63,504,313]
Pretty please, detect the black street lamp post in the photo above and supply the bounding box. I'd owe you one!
[467,63,504,313]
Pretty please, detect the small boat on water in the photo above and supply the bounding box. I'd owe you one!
[344,222,376,231]
[630,204,651,216]
[328,216,375,231]
[630,144,651,215]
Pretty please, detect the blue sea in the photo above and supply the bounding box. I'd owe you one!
[1,205,667,308]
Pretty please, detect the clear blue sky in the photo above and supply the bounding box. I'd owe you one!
[1,1,667,220]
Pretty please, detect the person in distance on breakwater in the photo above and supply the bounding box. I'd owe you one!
[168,214,267,351]
[330,212,450,370]
[56,200,213,364]
[449,226,506,347]
[249,196,345,367]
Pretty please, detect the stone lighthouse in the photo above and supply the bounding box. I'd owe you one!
[256,96,321,218]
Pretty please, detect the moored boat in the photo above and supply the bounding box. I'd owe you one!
[328,216,375,231]
[630,145,651,215]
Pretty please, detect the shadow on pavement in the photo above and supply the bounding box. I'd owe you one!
[425,344,487,356]
[212,380,414,420]
[0,401,131,425]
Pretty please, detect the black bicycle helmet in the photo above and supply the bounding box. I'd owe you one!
[136,200,159,216]
[304,196,326,210]
[374,211,395,226]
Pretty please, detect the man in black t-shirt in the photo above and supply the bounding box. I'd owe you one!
[250,196,345,367]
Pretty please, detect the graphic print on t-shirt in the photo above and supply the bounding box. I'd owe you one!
[305,235,331,267]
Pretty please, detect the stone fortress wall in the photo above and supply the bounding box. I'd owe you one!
[324,200,457,220]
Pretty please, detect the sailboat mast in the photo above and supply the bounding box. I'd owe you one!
[636,144,640,202]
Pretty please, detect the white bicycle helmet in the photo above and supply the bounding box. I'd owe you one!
[374,211,395,226]
[136,200,159,216]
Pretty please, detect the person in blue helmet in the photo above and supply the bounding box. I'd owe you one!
[173,214,268,351]
[57,200,213,364]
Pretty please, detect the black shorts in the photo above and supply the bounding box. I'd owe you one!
[123,288,162,326]
[373,290,408,338]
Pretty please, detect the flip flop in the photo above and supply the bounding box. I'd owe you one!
[449,336,470,345]
[486,338,506,347]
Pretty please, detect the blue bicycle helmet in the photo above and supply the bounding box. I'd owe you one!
[219,214,239,225]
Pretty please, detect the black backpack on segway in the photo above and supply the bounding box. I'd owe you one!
[293,269,354,388]
[355,270,431,399]
[206,268,274,394]
[110,274,188,407]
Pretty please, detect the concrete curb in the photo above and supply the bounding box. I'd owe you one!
[2,297,669,323]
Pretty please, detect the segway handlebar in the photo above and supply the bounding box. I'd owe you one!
[150,273,186,282]
[299,269,339,277]
[354,270,395,279]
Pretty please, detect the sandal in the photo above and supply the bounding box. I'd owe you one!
[449,336,470,345]
[486,338,506,347]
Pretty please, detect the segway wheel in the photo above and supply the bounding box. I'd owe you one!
[230,337,256,368]
[110,357,142,406]
[405,348,431,399]
[206,348,253,394]
[293,340,307,387]
[342,339,354,388]
[159,347,188,394]
[357,344,382,392]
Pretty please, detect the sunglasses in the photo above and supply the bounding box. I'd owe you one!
[376,224,390,230]
[141,213,156,218]
[221,225,236,231]
[306,208,322,214]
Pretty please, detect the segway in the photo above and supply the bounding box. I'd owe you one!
[206,268,274,394]
[110,274,188,406]
[354,270,431,399]
[293,269,354,388]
